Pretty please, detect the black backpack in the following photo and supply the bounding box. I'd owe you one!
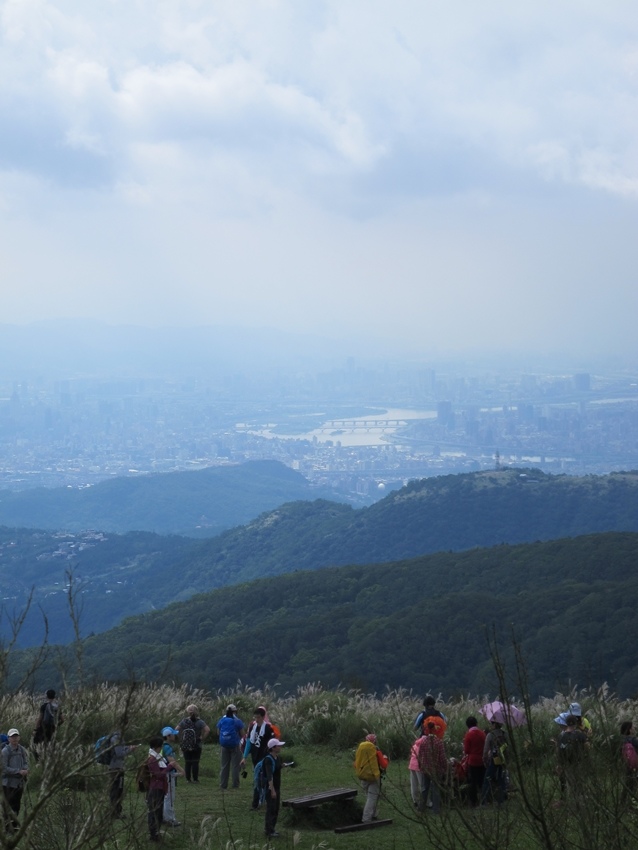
[181,719,198,752]
[42,702,58,731]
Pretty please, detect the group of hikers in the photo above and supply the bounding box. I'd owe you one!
[354,695,638,822]
[2,696,287,842]
[4,689,638,839]
[100,702,287,841]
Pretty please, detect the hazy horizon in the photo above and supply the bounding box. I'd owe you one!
[1,2,637,360]
[1,318,634,378]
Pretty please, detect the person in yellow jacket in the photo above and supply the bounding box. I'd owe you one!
[354,734,389,823]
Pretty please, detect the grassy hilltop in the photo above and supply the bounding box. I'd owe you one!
[2,681,637,850]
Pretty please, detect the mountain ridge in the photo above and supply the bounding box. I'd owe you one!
[16,531,638,699]
[0,459,348,536]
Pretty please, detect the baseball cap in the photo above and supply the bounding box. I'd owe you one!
[267,738,285,749]
[227,704,237,712]
[8,728,19,737]
[569,702,582,717]
[162,726,180,736]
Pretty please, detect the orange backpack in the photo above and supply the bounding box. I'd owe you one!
[421,714,447,740]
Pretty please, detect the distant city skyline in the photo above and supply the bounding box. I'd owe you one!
[2,342,637,500]
[1,2,637,359]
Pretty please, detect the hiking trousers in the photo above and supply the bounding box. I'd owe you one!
[220,745,241,789]
[361,779,380,822]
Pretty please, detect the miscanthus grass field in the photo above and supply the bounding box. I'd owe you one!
[3,681,638,850]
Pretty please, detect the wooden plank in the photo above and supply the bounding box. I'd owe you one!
[334,819,393,833]
[283,788,358,808]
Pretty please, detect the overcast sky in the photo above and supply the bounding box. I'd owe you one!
[1,0,637,360]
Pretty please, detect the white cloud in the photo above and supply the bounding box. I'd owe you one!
[1,0,636,198]
[0,0,637,356]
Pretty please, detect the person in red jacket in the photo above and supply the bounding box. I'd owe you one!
[463,716,486,806]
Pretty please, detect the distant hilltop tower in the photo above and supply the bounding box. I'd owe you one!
[495,450,501,470]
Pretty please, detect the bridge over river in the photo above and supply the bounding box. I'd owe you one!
[318,418,410,431]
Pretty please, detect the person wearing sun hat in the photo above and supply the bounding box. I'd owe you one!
[161,726,185,826]
[1,729,29,833]
[242,706,276,810]
[569,702,593,737]
[263,738,286,839]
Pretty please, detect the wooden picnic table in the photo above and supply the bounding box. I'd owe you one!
[282,787,358,809]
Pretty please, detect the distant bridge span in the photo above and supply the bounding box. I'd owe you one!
[320,418,410,430]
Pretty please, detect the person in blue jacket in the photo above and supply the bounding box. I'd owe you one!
[216,704,245,790]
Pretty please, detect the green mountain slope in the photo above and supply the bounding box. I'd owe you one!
[26,532,638,699]
[0,459,344,536]
[4,467,638,648]
[162,467,638,589]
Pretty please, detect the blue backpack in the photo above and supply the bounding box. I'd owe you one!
[95,735,114,766]
[253,754,276,807]
[218,716,240,748]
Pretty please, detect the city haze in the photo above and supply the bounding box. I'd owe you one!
[2,321,638,502]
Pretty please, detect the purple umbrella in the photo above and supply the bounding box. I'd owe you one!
[480,700,527,728]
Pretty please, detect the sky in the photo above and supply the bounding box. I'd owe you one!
[1,0,637,360]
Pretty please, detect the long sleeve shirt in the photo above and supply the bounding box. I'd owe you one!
[147,751,171,793]
[416,734,447,779]
[463,726,486,767]
[2,744,29,788]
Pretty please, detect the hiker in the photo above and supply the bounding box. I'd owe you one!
[414,695,447,739]
[554,702,593,737]
[408,736,425,807]
[176,704,210,783]
[1,729,29,833]
[354,733,389,823]
[146,735,174,842]
[33,688,63,746]
[161,726,185,826]
[108,732,140,818]
[556,714,588,800]
[569,702,593,737]
[463,716,486,807]
[416,722,448,814]
[241,706,276,810]
[620,721,638,801]
[216,704,245,790]
[481,721,508,805]
[261,738,286,839]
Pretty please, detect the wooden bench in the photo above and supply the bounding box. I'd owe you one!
[282,788,358,810]
[334,819,393,833]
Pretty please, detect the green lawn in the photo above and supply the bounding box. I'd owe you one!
[105,744,532,850]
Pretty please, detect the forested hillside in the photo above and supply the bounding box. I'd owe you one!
[162,467,638,588]
[0,459,345,536]
[4,467,638,647]
[21,532,638,699]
